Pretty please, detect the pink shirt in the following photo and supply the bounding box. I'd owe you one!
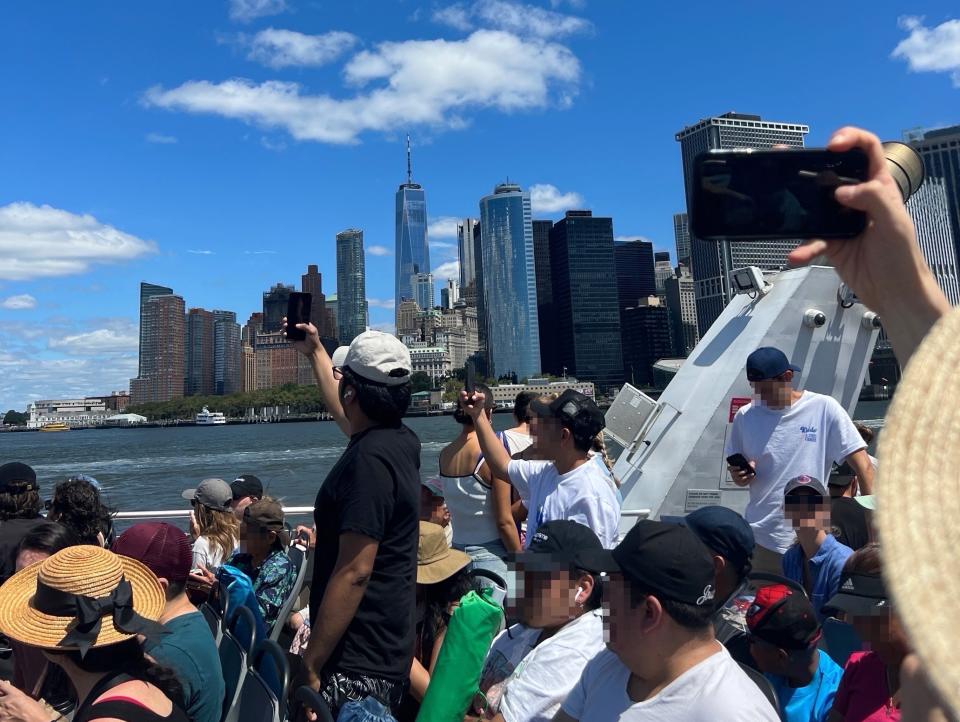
[833,651,901,721]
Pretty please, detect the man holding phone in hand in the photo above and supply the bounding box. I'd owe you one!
[724,347,873,575]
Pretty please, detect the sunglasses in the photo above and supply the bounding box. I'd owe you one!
[785,494,825,509]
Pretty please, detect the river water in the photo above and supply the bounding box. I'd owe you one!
[0,400,889,524]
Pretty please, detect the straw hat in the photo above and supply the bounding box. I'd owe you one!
[0,545,165,652]
[418,521,470,585]
[876,306,960,714]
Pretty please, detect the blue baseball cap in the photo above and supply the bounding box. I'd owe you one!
[746,347,801,382]
[681,506,755,576]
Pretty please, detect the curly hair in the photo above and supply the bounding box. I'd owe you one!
[49,479,112,546]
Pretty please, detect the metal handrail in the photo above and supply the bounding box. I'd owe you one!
[113,506,315,521]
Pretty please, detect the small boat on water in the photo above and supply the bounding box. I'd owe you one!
[196,407,227,426]
[39,422,70,432]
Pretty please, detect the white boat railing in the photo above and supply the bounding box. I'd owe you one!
[112,507,652,522]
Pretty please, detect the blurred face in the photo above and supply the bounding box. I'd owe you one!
[603,573,654,665]
[850,607,910,663]
[510,562,580,629]
[239,520,274,560]
[16,547,48,571]
[530,416,564,457]
[419,487,450,527]
[748,636,788,675]
[785,489,830,530]
[750,372,793,407]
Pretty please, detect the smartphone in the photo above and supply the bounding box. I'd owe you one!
[690,148,869,241]
[726,453,755,476]
[465,360,476,395]
[285,292,312,341]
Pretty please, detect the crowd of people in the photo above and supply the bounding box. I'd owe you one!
[0,126,953,722]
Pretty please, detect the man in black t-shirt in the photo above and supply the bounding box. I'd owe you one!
[289,321,420,718]
[828,462,870,551]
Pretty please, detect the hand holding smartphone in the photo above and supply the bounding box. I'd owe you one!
[726,453,755,477]
[285,292,313,341]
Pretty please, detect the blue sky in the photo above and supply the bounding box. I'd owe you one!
[1,0,958,410]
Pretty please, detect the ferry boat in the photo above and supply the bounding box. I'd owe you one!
[195,407,227,426]
[39,422,70,432]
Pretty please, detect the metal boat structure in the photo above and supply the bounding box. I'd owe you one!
[195,407,227,425]
[604,263,880,533]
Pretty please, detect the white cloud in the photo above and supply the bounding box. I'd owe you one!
[892,16,960,86]
[433,1,592,38]
[248,28,358,69]
[146,132,178,144]
[1,294,36,310]
[428,216,461,239]
[49,327,139,355]
[0,354,138,411]
[144,30,580,144]
[229,0,287,23]
[432,260,460,282]
[367,245,392,256]
[430,241,455,250]
[0,202,156,281]
[367,298,396,309]
[529,183,584,214]
[187,249,214,255]
[260,136,287,151]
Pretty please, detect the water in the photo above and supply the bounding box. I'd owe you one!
[0,416,515,522]
[0,400,888,520]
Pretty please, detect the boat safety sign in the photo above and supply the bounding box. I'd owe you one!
[729,397,752,422]
[685,489,722,511]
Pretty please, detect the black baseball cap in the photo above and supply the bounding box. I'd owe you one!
[231,474,263,500]
[828,462,856,487]
[0,462,38,493]
[530,390,605,438]
[681,505,755,576]
[579,520,717,607]
[826,573,889,616]
[514,520,604,571]
[746,347,801,382]
[746,583,821,651]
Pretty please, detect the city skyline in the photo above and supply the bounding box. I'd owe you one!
[1,1,958,409]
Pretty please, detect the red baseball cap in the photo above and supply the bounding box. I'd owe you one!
[113,522,192,585]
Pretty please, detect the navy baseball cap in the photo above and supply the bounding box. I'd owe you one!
[681,506,755,576]
[746,347,801,382]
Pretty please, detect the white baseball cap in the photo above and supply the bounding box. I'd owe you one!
[343,331,412,387]
[331,346,349,368]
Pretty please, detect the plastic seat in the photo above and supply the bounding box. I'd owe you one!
[220,605,258,722]
[293,686,335,722]
[234,639,290,722]
[200,602,222,643]
[268,542,309,642]
[738,662,781,720]
[822,617,863,667]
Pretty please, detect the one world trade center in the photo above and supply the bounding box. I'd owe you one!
[395,135,430,316]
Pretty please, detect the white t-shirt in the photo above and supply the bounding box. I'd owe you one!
[500,429,534,458]
[192,535,237,571]
[507,460,621,549]
[724,391,865,553]
[561,645,779,722]
[479,609,605,722]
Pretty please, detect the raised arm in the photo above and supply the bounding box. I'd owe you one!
[460,390,511,481]
[285,318,350,436]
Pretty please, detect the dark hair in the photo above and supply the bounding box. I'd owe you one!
[18,521,79,557]
[513,391,537,423]
[844,542,882,576]
[165,580,186,601]
[56,637,184,706]
[574,568,603,611]
[455,383,494,426]
[0,484,41,522]
[341,367,411,425]
[49,479,112,546]
[561,417,596,453]
[853,422,875,445]
[423,568,473,642]
[629,586,714,630]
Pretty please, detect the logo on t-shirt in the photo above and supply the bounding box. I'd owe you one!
[800,425,818,442]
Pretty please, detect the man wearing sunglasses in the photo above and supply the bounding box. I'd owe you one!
[724,346,873,576]
[781,475,853,620]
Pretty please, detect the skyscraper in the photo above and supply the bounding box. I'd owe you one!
[549,211,623,390]
[185,308,216,396]
[654,251,674,295]
[472,221,488,374]
[673,213,691,267]
[395,136,430,311]
[458,218,478,292]
[130,292,185,405]
[213,310,241,395]
[301,264,336,339]
[676,112,809,333]
[262,283,293,333]
[664,266,699,356]
[440,279,460,309]
[621,298,673,387]
[906,176,960,305]
[337,228,368,344]
[413,272,434,311]
[138,282,172,378]
[532,219,555,373]
[478,182,540,380]
[613,239,656,309]
[907,124,960,265]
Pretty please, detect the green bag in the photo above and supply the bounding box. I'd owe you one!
[416,588,504,722]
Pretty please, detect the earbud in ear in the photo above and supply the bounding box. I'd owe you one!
[574,585,585,605]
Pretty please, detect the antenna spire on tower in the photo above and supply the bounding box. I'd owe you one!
[406,134,412,184]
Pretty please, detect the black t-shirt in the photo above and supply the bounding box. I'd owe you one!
[310,423,421,682]
[830,497,870,551]
[0,517,46,583]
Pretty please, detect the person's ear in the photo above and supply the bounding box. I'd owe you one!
[158,577,170,593]
[638,594,665,634]
[575,572,595,606]
[712,554,725,577]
